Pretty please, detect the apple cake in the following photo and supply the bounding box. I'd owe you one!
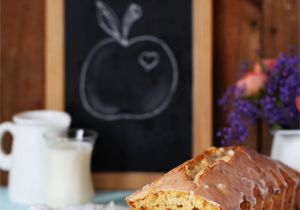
[126,146,300,210]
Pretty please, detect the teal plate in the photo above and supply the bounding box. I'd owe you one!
[0,188,132,210]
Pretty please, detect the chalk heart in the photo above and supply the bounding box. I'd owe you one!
[138,51,160,72]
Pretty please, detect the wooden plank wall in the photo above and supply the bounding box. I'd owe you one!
[214,0,261,150]
[213,0,300,153]
[0,0,299,185]
[0,0,46,185]
[261,0,300,154]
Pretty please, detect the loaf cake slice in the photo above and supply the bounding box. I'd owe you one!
[126,146,300,210]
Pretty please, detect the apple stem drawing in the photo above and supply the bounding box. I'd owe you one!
[80,0,179,120]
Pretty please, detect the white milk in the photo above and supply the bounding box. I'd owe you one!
[46,142,94,208]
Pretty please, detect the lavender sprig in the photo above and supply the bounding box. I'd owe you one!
[263,53,300,129]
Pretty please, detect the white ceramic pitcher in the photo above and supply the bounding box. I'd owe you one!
[0,110,71,204]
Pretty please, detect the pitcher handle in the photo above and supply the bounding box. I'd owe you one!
[0,122,16,170]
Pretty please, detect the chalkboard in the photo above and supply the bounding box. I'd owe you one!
[63,0,212,189]
[66,0,191,170]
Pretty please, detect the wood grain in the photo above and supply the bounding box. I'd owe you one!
[261,0,300,155]
[213,0,262,149]
[92,172,163,190]
[263,0,300,57]
[192,0,213,155]
[0,0,45,185]
[45,0,64,110]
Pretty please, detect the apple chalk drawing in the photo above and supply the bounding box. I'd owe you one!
[79,0,179,120]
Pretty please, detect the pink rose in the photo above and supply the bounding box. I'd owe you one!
[253,58,276,73]
[236,58,276,97]
[236,71,267,97]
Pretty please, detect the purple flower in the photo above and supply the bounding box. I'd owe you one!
[262,53,300,129]
[217,51,300,145]
[218,85,260,145]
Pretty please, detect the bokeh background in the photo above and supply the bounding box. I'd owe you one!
[1,0,299,185]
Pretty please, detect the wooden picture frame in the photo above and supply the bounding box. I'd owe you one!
[45,0,212,190]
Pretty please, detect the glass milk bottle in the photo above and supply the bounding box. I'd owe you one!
[44,129,97,208]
